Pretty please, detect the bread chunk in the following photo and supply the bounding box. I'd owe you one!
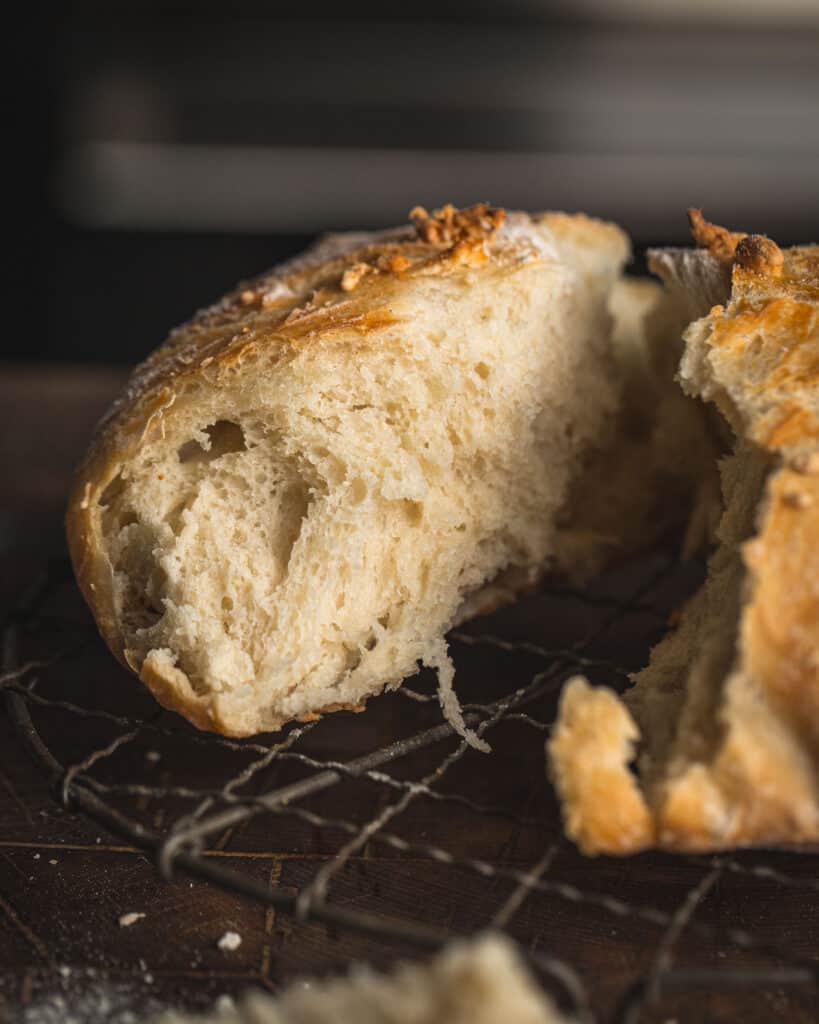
[550,214,819,853]
[152,934,572,1024]
[67,205,631,738]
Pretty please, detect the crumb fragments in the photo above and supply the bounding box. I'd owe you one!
[217,930,242,952]
[410,202,505,246]
[119,912,146,927]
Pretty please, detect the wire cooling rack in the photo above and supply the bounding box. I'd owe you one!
[3,553,819,1023]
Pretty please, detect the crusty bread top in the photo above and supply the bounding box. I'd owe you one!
[80,205,627,478]
[680,210,819,463]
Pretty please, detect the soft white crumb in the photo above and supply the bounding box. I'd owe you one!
[33,853,40,860]
[118,912,146,927]
[49,859,58,865]
[217,931,242,952]
[146,751,161,763]
[59,965,71,978]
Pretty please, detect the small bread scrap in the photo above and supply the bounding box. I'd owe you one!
[67,204,632,739]
[152,934,574,1024]
[549,212,819,854]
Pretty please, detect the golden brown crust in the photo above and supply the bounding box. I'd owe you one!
[138,655,222,734]
[549,679,655,854]
[550,219,819,855]
[734,234,784,277]
[743,468,819,745]
[700,246,819,458]
[687,208,746,262]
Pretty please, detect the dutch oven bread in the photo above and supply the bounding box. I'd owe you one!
[550,212,819,853]
[153,934,572,1024]
[67,204,633,740]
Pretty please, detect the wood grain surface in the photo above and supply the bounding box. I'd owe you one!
[1,365,817,1024]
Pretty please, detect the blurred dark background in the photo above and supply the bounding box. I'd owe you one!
[24,1,819,364]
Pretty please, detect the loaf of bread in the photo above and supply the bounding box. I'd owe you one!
[67,204,634,739]
[550,212,819,853]
[152,935,572,1024]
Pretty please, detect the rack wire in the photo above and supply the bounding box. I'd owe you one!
[3,554,818,1023]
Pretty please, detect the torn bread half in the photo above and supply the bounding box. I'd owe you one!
[67,204,631,739]
[550,212,819,854]
[152,934,573,1024]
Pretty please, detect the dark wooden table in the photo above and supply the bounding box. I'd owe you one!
[1,364,817,1024]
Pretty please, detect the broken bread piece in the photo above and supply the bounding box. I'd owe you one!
[152,934,573,1024]
[550,212,819,853]
[67,204,629,739]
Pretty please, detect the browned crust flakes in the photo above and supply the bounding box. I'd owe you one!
[687,207,747,263]
[550,214,819,854]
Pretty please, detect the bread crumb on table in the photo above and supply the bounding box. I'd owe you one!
[217,931,242,952]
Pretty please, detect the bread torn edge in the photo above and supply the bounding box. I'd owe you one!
[549,213,819,854]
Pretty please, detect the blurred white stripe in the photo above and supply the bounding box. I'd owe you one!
[55,142,819,238]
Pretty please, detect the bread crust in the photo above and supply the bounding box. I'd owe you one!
[67,205,628,734]
[549,217,819,854]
